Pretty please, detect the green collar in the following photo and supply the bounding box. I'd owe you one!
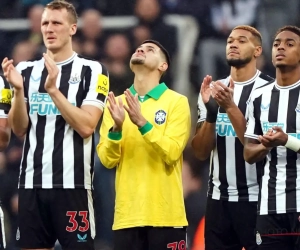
[129,83,168,102]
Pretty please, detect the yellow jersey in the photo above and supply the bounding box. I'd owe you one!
[97,83,191,230]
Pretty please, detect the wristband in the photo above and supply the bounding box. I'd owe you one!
[284,135,300,152]
[204,96,219,123]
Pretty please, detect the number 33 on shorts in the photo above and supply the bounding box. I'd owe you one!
[66,211,90,232]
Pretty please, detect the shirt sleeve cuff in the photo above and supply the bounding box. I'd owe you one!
[138,121,153,135]
[244,133,259,140]
[108,131,122,140]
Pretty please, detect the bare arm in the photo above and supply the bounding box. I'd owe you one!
[192,75,217,161]
[0,118,10,151]
[225,104,246,145]
[244,137,270,164]
[8,88,28,138]
[48,89,102,139]
[1,59,29,138]
[211,79,246,145]
[191,121,215,160]
[43,54,109,139]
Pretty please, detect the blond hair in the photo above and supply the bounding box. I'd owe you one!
[233,25,262,45]
[45,0,78,24]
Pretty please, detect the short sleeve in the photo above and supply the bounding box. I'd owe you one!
[81,62,109,111]
[0,75,12,118]
[197,93,207,123]
[245,98,261,140]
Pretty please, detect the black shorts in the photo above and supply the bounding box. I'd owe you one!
[114,226,187,250]
[205,197,258,250]
[256,213,300,250]
[0,206,6,249]
[17,188,95,250]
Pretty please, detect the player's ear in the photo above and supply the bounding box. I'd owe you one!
[158,62,168,73]
[70,24,77,36]
[254,46,262,58]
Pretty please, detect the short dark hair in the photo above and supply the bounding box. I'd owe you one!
[142,39,171,66]
[275,25,300,38]
[232,25,262,45]
[46,0,78,24]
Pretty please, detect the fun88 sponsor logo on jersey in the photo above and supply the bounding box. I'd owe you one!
[29,92,76,115]
[216,113,236,137]
[261,122,300,138]
[262,122,284,134]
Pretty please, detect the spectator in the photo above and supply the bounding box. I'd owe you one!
[12,5,45,54]
[75,9,106,60]
[19,0,51,16]
[11,40,40,64]
[97,0,136,16]
[197,0,259,82]
[131,0,177,88]
[103,33,133,96]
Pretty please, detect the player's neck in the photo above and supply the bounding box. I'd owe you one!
[133,72,160,96]
[230,63,257,82]
[46,46,74,63]
[276,66,300,86]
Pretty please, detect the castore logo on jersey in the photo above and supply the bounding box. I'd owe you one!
[77,234,87,243]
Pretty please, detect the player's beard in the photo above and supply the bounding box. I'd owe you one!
[131,58,145,65]
[227,56,252,68]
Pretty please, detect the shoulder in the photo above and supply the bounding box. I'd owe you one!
[76,55,109,76]
[256,71,274,84]
[77,55,107,69]
[252,79,275,99]
[164,89,188,101]
[16,58,42,71]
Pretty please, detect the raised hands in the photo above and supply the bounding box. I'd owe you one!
[43,53,59,94]
[108,89,147,129]
[107,92,125,131]
[258,126,288,149]
[200,75,219,123]
[1,58,23,90]
[200,75,212,103]
[123,89,147,128]
[211,78,235,110]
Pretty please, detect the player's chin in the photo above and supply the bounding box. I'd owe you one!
[130,58,144,65]
[45,43,59,50]
[226,54,239,60]
[274,61,288,68]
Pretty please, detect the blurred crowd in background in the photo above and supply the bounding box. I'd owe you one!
[0,0,300,249]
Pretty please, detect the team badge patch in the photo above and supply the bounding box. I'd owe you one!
[155,110,167,125]
[0,89,12,104]
[96,74,109,96]
[68,73,81,84]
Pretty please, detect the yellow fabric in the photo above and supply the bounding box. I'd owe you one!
[97,87,191,230]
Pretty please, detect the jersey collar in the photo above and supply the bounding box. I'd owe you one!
[129,82,168,102]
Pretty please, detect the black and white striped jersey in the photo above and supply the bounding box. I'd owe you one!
[197,70,273,201]
[15,52,109,189]
[0,75,12,117]
[245,79,300,214]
